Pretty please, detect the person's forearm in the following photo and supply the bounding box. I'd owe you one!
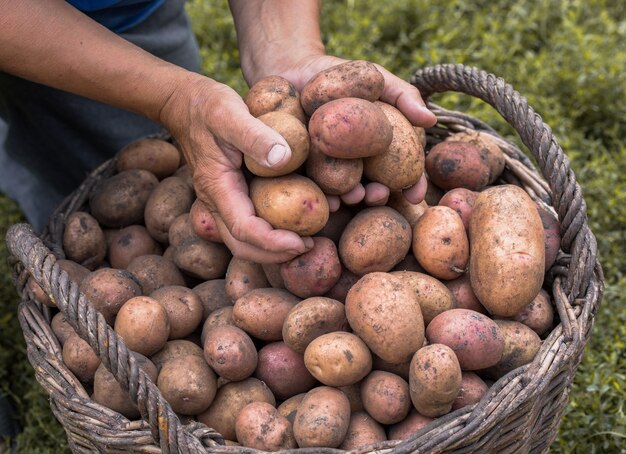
[0,0,194,123]
[228,0,326,88]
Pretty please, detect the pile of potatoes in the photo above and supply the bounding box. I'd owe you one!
[30,61,561,451]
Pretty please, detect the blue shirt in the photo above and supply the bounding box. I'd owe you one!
[67,0,166,32]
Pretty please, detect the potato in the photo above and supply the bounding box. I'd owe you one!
[387,409,434,440]
[79,268,142,325]
[277,393,306,425]
[480,320,542,379]
[193,279,231,319]
[409,343,462,417]
[51,312,76,345]
[391,271,455,326]
[189,199,222,243]
[244,75,306,124]
[451,371,489,410]
[203,325,257,381]
[308,97,392,159]
[360,371,411,425]
[387,192,428,228]
[126,254,185,295]
[280,237,342,298]
[444,273,487,314]
[167,213,197,247]
[469,185,545,316]
[201,306,235,346]
[171,237,232,281]
[339,411,387,450]
[233,288,300,341]
[173,164,193,188]
[305,146,363,195]
[62,334,101,383]
[90,169,159,228]
[144,176,194,243]
[254,341,318,401]
[510,289,554,337]
[371,354,411,382]
[438,188,479,231]
[30,259,90,307]
[293,386,351,448]
[425,140,492,191]
[323,268,359,304]
[108,225,162,269]
[63,211,106,270]
[225,258,269,303]
[304,332,372,387]
[236,402,297,450]
[26,276,54,307]
[412,206,469,280]
[300,60,384,115]
[426,308,504,371]
[197,378,276,442]
[392,253,426,273]
[345,272,425,364]
[114,296,170,356]
[157,355,216,415]
[338,383,364,413]
[282,296,347,354]
[150,285,203,339]
[244,111,310,177]
[150,339,204,373]
[116,138,181,180]
[250,174,329,236]
[339,206,412,275]
[537,202,561,270]
[363,102,425,191]
[261,263,285,289]
[445,131,505,184]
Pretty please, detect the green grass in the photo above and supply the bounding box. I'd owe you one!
[2,0,625,452]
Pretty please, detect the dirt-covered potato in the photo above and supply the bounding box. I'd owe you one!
[282,296,347,354]
[346,272,425,364]
[425,141,492,191]
[233,288,300,341]
[451,371,489,410]
[387,409,434,440]
[339,411,387,450]
[144,176,194,243]
[29,259,90,307]
[150,285,203,339]
[445,131,505,184]
[62,334,101,383]
[114,296,170,356]
[412,206,469,280]
[438,188,479,231]
[293,386,351,448]
[309,97,392,159]
[363,102,425,191]
[172,238,231,281]
[193,279,230,319]
[157,355,216,415]
[51,312,76,345]
[90,169,159,228]
[79,268,142,325]
[277,393,306,425]
[391,271,455,326]
[203,325,257,381]
[300,60,385,116]
[250,174,329,236]
[469,185,545,316]
[167,213,197,247]
[200,306,235,345]
[360,371,411,425]
[225,258,269,303]
[304,332,372,387]
[371,354,411,382]
[244,75,306,123]
[63,211,107,270]
[509,289,554,337]
[305,146,363,195]
[236,402,298,450]
[387,193,428,228]
[409,343,462,417]
[339,206,412,275]
[126,254,185,295]
[116,138,181,180]
[150,339,204,373]
[536,202,561,270]
[444,273,487,314]
[108,224,162,269]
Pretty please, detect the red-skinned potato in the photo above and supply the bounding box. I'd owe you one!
[388,409,434,440]
[425,141,491,191]
[451,371,489,410]
[293,386,351,448]
[360,371,411,425]
[444,273,487,314]
[189,199,222,243]
[536,202,561,270]
[444,131,505,184]
[235,402,298,450]
[203,325,257,381]
[508,289,554,337]
[305,145,363,195]
[438,188,479,231]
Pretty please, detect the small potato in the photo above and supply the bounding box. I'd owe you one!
[250,175,329,236]
[387,192,428,228]
[261,263,285,289]
[126,254,185,295]
[150,339,204,373]
[203,325,257,381]
[445,131,505,184]
[280,236,342,298]
[63,211,106,270]
[193,279,231,319]
[171,237,232,281]
[438,188,479,231]
[236,402,297,450]
[282,296,347,354]
[308,97,392,159]
[233,288,300,341]
[388,409,434,440]
[304,332,372,387]
[391,271,455,326]
[197,378,276,442]
[277,393,306,425]
[150,285,203,339]
[90,169,159,228]
[157,355,216,415]
[510,289,554,337]
[244,75,306,123]
[144,176,194,243]
[451,371,489,410]
[114,296,170,357]
[167,213,197,247]
[323,268,359,304]
[345,272,425,364]
[79,268,142,325]
[537,203,561,270]
[201,306,235,345]
[444,273,487,314]
[116,138,181,180]
[339,206,412,275]
[339,411,387,450]
[412,206,469,280]
[109,225,162,269]
[225,258,269,303]
[293,386,351,448]
[426,308,504,371]
[409,343,462,418]
[425,141,491,191]
[26,276,54,307]
[300,60,385,115]
[305,146,363,195]
[244,111,310,177]
[51,312,76,345]
[254,342,318,401]
[62,334,101,383]
[189,199,222,243]
[360,371,411,425]
[363,102,425,191]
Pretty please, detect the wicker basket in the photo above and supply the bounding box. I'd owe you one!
[5,64,604,453]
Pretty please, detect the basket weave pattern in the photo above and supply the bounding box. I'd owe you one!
[6,64,604,453]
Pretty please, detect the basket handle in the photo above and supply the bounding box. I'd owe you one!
[411,64,598,302]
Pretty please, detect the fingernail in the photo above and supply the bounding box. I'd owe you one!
[267,144,287,166]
